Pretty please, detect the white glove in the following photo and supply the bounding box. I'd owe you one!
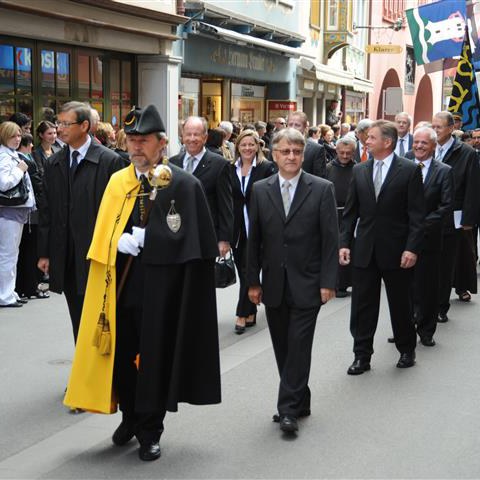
[117,233,140,256]
[132,226,145,248]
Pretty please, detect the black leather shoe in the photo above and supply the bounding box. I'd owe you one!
[347,358,371,375]
[279,415,298,433]
[387,337,395,343]
[139,441,161,461]
[396,352,416,368]
[112,421,135,446]
[273,409,310,423]
[0,302,23,308]
[420,337,436,347]
[437,313,449,323]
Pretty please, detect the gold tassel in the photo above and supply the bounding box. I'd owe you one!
[92,312,105,347]
[99,317,112,355]
[99,330,111,355]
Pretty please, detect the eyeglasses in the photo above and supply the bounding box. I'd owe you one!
[274,148,303,156]
[57,121,81,128]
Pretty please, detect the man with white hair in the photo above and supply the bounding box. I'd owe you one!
[394,112,413,156]
[218,120,235,159]
[354,119,373,163]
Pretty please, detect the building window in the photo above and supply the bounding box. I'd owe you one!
[109,59,133,130]
[41,48,71,118]
[327,0,339,29]
[310,0,321,28]
[383,0,405,24]
[0,43,33,121]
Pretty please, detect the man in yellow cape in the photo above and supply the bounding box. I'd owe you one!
[64,105,221,461]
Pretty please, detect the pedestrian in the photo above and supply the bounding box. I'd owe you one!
[340,120,425,374]
[0,122,35,307]
[247,127,338,434]
[353,119,373,163]
[231,129,276,334]
[325,137,356,297]
[32,121,60,176]
[15,133,48,300]
[394,112,413,156]
[169,116,233,258]
[325,99,342,127]
[37,101,124,345]
[9,112,32,135]
[286,111,326,178]
[408,127,454,347]
[64,105,221,462]
[432,111,479,319]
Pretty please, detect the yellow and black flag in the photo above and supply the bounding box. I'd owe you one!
[448,27,480,130]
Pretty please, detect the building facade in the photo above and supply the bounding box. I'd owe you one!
[0,0,186,153]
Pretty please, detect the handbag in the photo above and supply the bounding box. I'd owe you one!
[215,250,237,288]
[0,174,29,206]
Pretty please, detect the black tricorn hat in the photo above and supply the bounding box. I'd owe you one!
[124,104,165,134]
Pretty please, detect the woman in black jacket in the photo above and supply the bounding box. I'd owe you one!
[231,129,276,334]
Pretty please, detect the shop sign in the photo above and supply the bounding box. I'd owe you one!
[303,79,314,90]
[211,45,276,73]
[232,83,266,98]
[365,44,403,54]
[267,100,297,121]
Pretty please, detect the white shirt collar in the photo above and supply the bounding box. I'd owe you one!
[235,156,257,169]
[68,135,91,160]
[375,152,394,167]
[184,147,206,162]
[278,169,302,188]
[437,136,454,155]
[415,157,432,167]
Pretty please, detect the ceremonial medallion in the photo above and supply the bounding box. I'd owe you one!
[166,200,181,233]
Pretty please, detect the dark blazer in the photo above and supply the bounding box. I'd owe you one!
[170,149,234,243]
[231,159,276,246]
[354,141,372,163]
[441,138,479,229]
[247,172,339,308]
[32,144,61,176]
[303,141,326,178]
[341,154,425,269]
[420,160,454,251]
[38,142,125,294]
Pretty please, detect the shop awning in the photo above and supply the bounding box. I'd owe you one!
[298,57,355,87]
[353,77,374,94]
[194,22,314,59]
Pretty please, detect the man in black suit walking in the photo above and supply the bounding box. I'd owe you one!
[339,120,425,374]
[287,111,326,178]
[410,127,454,347]
[247,128,338,434]
[38,101,124,346]
[432,111,479,320]
[169,116,233,256]
[394,112,413,156]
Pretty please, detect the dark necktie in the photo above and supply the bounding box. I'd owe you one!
[70,150,80,179]
[398,138,405,157]
[138,174,152,224]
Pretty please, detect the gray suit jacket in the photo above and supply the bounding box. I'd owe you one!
[246,171,338,308]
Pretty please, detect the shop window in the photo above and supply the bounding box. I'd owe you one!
[202,81,222,129]
[231,83,265,124]
[109,59,132,129]
[327,0,339,30]
[383,0,405,24]
[0,43,33,121]
[77,53,104,116]
[180,77,200,122]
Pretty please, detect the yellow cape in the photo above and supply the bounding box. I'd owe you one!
[64,164,140,414]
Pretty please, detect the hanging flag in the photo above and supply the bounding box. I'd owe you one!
[448,28,480,130]
[406,0,466,65]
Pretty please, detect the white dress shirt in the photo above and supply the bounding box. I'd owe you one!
[182,147,206,172]
[372,152,394,186]
[415,157,432,183]
[395,134,410,156]
[435,136,454,162]
[68,135,91,167]
[278,169,302,202]
[235,156,257,239]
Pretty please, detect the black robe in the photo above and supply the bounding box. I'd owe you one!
[132,165,221,413]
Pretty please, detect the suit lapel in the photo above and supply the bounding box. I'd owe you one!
[286,172,311,223]
[193,152,210,178]
[266,174,286,221]
[379,154,401,197]
[363,159,375,199]
[423,160,436,188]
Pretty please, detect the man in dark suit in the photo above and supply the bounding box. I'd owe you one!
[247,128,338,434]
[38,102,125,345]
[287,111,326,178]
[410,127,454,346]
[353,119,373,163]
[432,111,479,322]
[340,120,425,374]
[169,116,233,256]
[394,112,414,156]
